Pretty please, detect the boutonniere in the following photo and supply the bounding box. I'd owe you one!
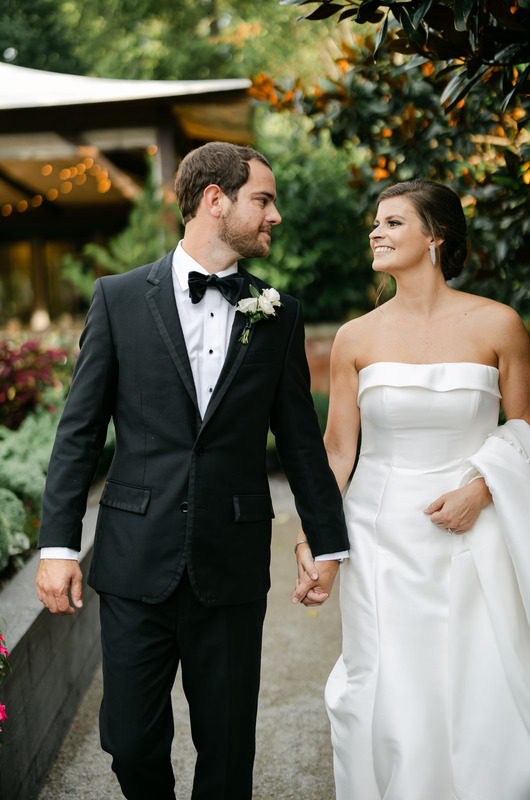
[237,286,282,344]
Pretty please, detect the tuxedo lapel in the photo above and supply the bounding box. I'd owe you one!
[145,250,199,411]
[200,266,256,429]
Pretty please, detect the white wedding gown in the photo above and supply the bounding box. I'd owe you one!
[326,362,530,800]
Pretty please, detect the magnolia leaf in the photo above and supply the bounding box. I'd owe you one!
[387,38,416,54]
[393,5,427,46]
[495,42,527,64]
[441,68,485,110]
[300,3,346,20]
[424,3,458,30]
[339,7,359,20]
[411,0,436,28]
[374,11,390,59]
[279,0,321,6]
[501,64,530,111]
[454,0,476,32]
[357,0,383,24]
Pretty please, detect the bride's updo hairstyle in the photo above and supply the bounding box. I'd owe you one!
[376,180,468,281]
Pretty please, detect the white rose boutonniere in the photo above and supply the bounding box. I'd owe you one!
[237,285,282,344]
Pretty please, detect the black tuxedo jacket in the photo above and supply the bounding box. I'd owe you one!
[39,250,348,605]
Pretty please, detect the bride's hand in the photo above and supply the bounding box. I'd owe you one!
[291,536,339,606]
[295,537,318,582]
[292,560,340,606]
[424,478,492,534]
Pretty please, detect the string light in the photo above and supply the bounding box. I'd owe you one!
[3,146,157,216]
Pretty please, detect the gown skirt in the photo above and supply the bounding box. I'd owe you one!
[325,362,530,800]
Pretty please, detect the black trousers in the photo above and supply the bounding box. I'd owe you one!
[98,569,267,800]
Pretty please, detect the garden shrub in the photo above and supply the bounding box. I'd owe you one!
[0,488,28,571]
[0,339,72,430]
[0,521,8,573]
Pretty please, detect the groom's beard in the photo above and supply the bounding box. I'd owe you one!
[219,206,271,259]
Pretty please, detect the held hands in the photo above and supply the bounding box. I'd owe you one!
[36,559,84,615]
[291,539,339,607]
[424,478,492,534]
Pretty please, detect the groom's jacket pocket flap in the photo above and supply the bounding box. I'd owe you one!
[100,481,151,515]
[233,494,275,523]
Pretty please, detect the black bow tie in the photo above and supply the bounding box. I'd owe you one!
[188,271,244,306]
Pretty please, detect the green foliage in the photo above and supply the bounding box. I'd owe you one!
[0,332,115,575]
[256,32,530,314]
[246,111,374,321]
[62,156,179,302]
[0,519,8,573]
[281,0,530,110]
[0,0,345,83]
[0,488,29,570]
[0,406,59,524]
[0,0,85,73]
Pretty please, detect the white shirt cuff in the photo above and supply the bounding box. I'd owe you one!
[315,550,349,561]
[40,547,80,561]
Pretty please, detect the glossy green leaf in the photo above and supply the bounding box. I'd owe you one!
[501,64,530,111]
[411,0,436,28]
[357,0,383,24]
[299,3,345,20]
[454,0,476,31]
[374,11,390,59]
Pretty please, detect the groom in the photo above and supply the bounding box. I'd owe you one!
[36,141,348,800]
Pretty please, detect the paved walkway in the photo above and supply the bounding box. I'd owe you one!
[37,477,343,800]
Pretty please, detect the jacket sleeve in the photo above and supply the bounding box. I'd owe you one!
[38,279,117,550]
[269,300,349,556]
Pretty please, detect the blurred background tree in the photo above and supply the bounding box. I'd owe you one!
[0,0,346,82]
[245,111,372,321]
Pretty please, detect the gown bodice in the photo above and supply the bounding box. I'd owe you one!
[357,362,501,472]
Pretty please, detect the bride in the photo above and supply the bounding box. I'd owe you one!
[293,179,530,799]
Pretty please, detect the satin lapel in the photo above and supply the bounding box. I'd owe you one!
[145,250,199,410]
[200,266,255,429]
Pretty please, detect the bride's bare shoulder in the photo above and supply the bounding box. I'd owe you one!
[456,291,524,330]
[331,308,384,372]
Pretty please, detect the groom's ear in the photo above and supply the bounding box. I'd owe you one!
[202,184,227,219]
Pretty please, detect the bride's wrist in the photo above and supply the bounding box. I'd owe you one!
[468,476,492,506]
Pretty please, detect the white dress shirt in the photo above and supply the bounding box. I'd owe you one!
[41,241,346,562]
[172,241,238,418]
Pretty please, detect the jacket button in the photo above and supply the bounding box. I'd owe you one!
[195,446,204,456]
[180,502,188,513]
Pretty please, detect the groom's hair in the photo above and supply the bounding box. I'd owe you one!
[175,141,272,224]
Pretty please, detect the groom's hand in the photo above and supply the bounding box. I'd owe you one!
[291,560,340,607]
[37,558,84,615]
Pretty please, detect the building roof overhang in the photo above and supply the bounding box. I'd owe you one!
[0,64,253,239]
